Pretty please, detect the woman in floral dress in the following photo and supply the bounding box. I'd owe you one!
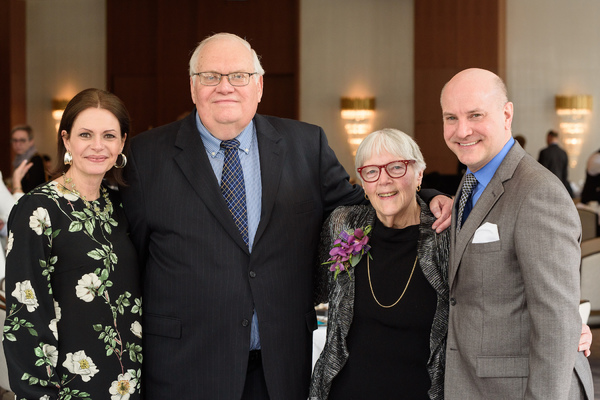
[3,88,142,400]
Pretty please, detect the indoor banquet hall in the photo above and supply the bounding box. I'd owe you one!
[1,0,600,398]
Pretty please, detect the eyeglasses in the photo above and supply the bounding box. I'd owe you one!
[11,138,29,144]
[191,71,259,87]
[357,160,416,182]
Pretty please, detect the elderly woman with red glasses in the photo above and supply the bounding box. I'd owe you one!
[310,128,449,400]
[310,128,594,400]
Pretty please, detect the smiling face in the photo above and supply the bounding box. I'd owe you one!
[62,107,125,181]
[441,68,513,172]
[190,36,263,140]
[361,150,423,228]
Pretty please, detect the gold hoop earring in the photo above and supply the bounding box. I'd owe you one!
[64,151,73,165]
[114,153,127,169]
[417,185,421,192]
[364,193,369,200]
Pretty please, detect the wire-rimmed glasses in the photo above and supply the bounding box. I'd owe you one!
[191,72,258,87]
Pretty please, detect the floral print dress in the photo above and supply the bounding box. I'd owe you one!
[3,181,142,400]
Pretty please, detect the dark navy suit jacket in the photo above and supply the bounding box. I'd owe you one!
[121,112,364,399]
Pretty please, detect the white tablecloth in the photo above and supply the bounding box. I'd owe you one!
[312,325,327,369]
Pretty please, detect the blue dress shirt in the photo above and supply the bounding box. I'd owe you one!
[468,137,515,208]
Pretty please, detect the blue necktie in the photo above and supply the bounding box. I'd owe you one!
[457,173,477,232]
[220,139,248,246]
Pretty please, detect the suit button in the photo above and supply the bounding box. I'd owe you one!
[450,298,457,306]
[242,319,250,327]
[249,271,256,278]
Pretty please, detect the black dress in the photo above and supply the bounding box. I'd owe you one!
[329,218,438,399]
[3,181,142,400]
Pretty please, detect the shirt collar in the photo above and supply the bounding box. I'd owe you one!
[468,136,515,187]
[195,111,254,158]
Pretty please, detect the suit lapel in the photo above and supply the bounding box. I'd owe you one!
[253,115,286,247]
[449,143,526,287]
[173,113,250,253]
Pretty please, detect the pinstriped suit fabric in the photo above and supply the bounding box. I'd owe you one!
[121,112,365,399]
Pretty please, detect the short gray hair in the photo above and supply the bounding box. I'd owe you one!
[355,128,426,182]
[189,33,265,82]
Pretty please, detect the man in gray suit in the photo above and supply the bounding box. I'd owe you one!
[441,68,593,399]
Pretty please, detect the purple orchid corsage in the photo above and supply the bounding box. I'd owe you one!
[323,225,372,280]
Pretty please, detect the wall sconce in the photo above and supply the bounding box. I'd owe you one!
[555,95,593,168]
[341,97,375,156]
[52,98,70,131]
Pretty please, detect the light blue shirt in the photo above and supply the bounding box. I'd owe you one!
[468,137,515,207]
[196,112,263,350]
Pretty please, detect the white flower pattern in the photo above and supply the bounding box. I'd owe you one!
[3,181,142,398]
[49,300,61,340]
[29,207,51,235]
[75,273,101,302]
[11,280,39,312]
[6,230,13,256]
[53,181,80,202]
[63,350,99,382]
[130,321,142,339]
[42,344,58,367]
[109,372,137,400]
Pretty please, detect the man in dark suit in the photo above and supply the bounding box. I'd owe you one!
[441,68,593,399]
[538,129,574,197]
[121,33,451,399]
[10,125,46,193]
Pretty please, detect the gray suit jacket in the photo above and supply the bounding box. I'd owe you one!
[445,142,594,399]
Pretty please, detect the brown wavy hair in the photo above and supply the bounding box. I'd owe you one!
[52,88,131,186]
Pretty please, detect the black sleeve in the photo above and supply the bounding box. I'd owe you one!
[419,188,451,204]
[21,155,47,193]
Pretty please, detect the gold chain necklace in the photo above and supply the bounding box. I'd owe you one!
[62,174,112,219]
[367,255,418,308]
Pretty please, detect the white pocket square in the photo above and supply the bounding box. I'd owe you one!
[472,222,499,243]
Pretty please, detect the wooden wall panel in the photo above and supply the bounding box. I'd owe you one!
[415,0,505,180]
[0,0,26,179]
[107,0,299,137]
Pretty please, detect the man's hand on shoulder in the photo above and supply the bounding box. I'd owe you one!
[430,195,453,233]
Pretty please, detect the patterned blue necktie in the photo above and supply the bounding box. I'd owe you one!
[220,139,249,246]
[457,173,477,233]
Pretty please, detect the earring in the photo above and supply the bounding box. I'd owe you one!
[114,153,127,169]
[417,185,421,192]
[364,193,369,200]
[64,151,73,165]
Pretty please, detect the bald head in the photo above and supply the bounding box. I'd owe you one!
[441,68,508,111]
[440,68,514,172]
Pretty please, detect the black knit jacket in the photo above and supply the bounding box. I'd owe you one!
[310,196,449,400]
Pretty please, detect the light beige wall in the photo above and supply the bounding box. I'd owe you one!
[301,0,600,189]
[300,0,414,180]
[26,0,106,163]
[506,0,600,191]
[24,0,600,189]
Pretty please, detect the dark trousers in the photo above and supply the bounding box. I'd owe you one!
[241,350,270,399]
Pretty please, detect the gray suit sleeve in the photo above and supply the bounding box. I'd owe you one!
[514,172,582,399]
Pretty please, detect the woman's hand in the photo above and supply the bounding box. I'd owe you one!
[12,159,33,193]
[579,323,592,357]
